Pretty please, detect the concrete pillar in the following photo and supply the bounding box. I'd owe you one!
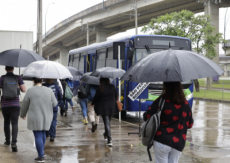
[204,1,219,88]
[224,64,228,77]
[96,31,107,43]
[59,47,69,66]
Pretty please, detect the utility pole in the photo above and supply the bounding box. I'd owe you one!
[135,0,138,35]
[37,0,43,56]
[87,22,89,46]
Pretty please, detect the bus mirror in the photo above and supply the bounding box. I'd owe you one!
[113,42,125,59]
[127,48,133,60]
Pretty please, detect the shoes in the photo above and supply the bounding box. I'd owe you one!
[84,120,88,125]
[95,124,98,130]
[11,144,18,152]
[91,122,97,133]
[103,133,107,140]
[106,140,113,146]
[50,137,54,142]
[64,110,67,116]
[34,157,45,162]
[72,106,75,112]
[4,142,10,147]
[82,118,85,123]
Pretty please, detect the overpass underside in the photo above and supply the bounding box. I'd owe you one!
[39,0,230,65]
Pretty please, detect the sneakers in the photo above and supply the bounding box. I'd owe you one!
[11,144,18,152]
[82,118,88,125]
[34,157,45,162]
[50,137,54,142]
[103,133,107,140]
[64,110,67,116]
[4,142,10,147]
[82,118,86,123]
[106,140,113,146]
[91,122,97,133]
[84,120,88,125]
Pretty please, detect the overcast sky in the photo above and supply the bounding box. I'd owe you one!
[0,0,229,54]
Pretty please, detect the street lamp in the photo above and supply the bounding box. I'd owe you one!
[45,2,55,44]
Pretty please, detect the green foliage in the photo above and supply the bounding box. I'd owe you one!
[142,10,226,59]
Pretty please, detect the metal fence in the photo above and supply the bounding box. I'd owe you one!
[195,78,230,101]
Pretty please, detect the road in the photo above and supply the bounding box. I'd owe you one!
[1,100,230,163]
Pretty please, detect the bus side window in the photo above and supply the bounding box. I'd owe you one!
[79,53,85,71]
[73,54,79,70]
[96,49,106,68]
[106,47,117,68]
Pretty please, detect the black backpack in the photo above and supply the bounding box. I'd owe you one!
[2,76,19,99]
[78,83,87,99]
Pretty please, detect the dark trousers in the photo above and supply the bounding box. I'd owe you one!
[33,130,46,157]
[49,111,57,138]
[2,107,20,145]
[102,115,112,141]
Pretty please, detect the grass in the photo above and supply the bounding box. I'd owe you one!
[193,89,230,101]
[198,79,230,89]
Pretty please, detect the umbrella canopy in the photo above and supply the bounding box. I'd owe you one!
[22,60,73,79]
[0,49,45,67]
[90,67,125,79]
[121,50,224,82]
[66,66,83,76]
[81,72,114,85]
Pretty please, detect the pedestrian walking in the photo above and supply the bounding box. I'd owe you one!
[78,82,88,125]
[43,79,62,142]
[92,78,119,146]
[20,78,57,162]
[143,82,194,163]
[0,66,26,152]
[86,84,99,132]
[60,79,75,116]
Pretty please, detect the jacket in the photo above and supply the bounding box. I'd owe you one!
[92,84,118,116]
[143,96,194,152]
[87,85,99,102]
[20,86,57,131]
[43,83,62,112]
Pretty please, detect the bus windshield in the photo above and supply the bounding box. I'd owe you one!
[133,49,164,63]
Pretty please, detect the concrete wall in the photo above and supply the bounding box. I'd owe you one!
[0,30,34,101]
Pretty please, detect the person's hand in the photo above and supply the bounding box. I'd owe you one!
[23,117,26,120]
[92,105,94,107]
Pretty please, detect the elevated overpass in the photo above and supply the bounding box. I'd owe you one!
[34,0,230,66]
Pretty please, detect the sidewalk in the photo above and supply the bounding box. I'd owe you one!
[0,103,230,163]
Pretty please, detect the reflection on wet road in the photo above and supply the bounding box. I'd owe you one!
[1,100,230,162]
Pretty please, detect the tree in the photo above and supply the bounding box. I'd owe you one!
[142,10,226,92]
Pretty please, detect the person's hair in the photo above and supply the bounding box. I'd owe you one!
[46,79,53,84]
[5,66,14,72]
[162,82,186,104]
[33,78,43,84]
[99,78,110,93]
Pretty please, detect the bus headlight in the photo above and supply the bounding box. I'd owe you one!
[186,93,193,101]
[140,99,146,102]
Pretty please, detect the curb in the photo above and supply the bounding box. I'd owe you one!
[200,86,230,91]
[193,97,230,103]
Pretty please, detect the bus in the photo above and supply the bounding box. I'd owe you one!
[68,35,193,114]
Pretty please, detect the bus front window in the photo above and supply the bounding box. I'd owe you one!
[133,49,164,64]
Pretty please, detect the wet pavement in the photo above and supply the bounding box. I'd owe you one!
[1,100,230,163]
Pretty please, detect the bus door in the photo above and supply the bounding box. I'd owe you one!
[89,54,96,72]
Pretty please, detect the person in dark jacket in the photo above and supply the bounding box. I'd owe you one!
[92,78,118,146]
[43,79,62,142]
[143,82,193,163]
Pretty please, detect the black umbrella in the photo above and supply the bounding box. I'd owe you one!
[66,67,83,76]
[0,49,45,67]
[81,72,114,85]
[90,67,125,79]
[121,50,224,82]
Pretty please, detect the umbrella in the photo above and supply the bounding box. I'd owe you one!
[22,60,73,79]
[121,50,224,82]
[66,66,83,76]
[90,67,125,79]
[81,72,114,85]
[0,49,45,67]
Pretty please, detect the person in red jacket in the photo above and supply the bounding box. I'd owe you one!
[143,82,193,163]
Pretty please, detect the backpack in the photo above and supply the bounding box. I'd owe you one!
[2,76,19,99]
[65,84,73,100]
[78,83,87,99]
[141,97,165,161]
[88,85,97,101]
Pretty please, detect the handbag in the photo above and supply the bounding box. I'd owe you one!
[141,97,165,161]
[116,101,123,112]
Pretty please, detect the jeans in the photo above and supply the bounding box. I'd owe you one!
[33,131,46,157]
[48,111,57,138]
[2,107,20,145]
[79,98,88,118]
[102,115,111,141]
[153,141,181,163]
[65,98,73,110]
